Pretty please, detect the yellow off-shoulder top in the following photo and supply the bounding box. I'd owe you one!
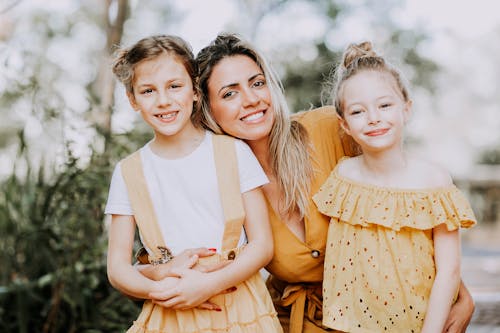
[313,166,476,333]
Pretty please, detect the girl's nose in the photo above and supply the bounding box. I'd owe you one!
[157,91,172,106]
[366,107,381,124]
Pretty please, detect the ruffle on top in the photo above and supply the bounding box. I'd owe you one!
[313,169,477,231]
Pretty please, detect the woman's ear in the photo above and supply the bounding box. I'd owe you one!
[127,91,139,112]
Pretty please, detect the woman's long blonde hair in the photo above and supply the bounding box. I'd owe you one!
[197,33,313,218]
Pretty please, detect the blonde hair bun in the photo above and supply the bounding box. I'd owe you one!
[342,41,381,70]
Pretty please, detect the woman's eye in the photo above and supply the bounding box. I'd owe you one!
[222,91,236,99]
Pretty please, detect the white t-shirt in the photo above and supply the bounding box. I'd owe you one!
[104,131,268,255]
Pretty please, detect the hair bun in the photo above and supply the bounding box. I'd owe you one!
[342,41,379,69]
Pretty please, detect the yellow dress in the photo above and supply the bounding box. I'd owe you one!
[121,135,283,333]
[313,167,476,333]
[265,106,358,333]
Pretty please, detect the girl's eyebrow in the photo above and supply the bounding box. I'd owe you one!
[218,73,264,95]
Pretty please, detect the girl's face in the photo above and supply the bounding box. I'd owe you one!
[207,55,274,142]
[339,70,411,153]
[128,53,197,140]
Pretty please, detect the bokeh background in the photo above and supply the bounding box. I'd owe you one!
[1,0,499,331]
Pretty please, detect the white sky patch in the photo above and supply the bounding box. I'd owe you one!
[173,0,238,52]
[397,0,500,39]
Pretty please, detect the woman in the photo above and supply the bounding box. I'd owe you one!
[194,33,475,333]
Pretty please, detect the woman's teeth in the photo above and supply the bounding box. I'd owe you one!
[243,111,264,122]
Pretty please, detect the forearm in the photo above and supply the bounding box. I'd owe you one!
[136,262,171,281]
[205,239,273,295]
[421,268,461,332]
[108,261,167,299]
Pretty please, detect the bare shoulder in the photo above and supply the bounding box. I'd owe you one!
[337,156,363,179]
[407,156,453,188]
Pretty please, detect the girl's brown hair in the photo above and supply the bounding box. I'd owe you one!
[112,35,203,127]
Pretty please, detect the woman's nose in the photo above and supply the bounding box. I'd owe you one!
[241,88,259,107]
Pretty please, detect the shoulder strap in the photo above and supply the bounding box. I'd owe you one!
[212,134,246,251]
[121,151,166,259]
[121,136,246,257]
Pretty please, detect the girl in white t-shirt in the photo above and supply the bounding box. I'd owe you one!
[105,35,282,332]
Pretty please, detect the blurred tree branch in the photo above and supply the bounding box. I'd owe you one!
[90,0,129,151]
[0,0,22,14]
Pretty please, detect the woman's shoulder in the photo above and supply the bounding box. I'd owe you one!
[292,105,338,128]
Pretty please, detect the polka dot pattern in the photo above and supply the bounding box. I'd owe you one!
[312,169,476,332]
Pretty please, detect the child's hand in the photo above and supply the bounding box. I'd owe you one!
[149,267,230,310]
[152,275,222,311]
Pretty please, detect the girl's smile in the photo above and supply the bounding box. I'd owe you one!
[127,53,198,141]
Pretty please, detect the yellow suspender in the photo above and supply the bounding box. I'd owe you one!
[120,134,246,261]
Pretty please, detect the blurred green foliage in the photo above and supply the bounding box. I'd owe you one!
[0,129,150,332]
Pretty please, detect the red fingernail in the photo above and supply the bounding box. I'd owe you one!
[208,248,217,252]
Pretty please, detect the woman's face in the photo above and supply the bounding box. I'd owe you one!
[207,55,274,142]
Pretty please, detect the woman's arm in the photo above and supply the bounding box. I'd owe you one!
[443,280,475,333]
[107,214,178,299]
[137,247,219,281]
[149,187,273,309]
[421,224,461,333]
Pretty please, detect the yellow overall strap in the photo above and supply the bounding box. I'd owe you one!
[121,151,166,259]
[212,134,246,252]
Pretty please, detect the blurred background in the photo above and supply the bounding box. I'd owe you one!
[0,0,499,331]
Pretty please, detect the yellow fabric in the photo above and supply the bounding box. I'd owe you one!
[265,106,357,333]
[213,134,246,251]
[121,151,166,261]
[128,253,281,333]
[312,166,477,333]
[121,134,282,333]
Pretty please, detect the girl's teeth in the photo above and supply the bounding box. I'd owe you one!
[158,113,176,119]
[244,112,263,121]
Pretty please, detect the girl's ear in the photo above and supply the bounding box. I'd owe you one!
[403,99,413,123]
[127,91,139,112]
[337,113,351,135]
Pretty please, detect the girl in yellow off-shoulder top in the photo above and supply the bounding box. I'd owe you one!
[313,41,476,333]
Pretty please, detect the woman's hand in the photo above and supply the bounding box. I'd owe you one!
[138,247,217,281]
[443,280,475,333]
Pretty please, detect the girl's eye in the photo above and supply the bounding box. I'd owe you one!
[253,80,266,88]
[170,83,182,89]
[350,109,363,115]
[141,88,153,95]
[380,103,391,109]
